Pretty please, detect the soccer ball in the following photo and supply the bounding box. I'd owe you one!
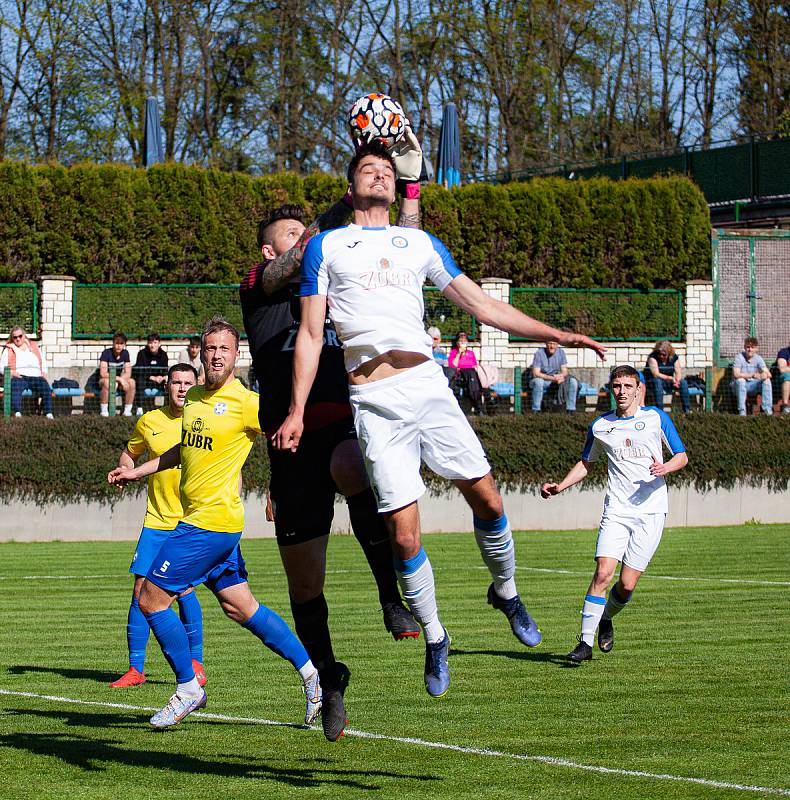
[348,93,406,147]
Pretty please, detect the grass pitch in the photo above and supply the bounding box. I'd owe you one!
[0,525,787,800]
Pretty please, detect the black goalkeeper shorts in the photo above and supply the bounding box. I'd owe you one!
[266,417,357,546]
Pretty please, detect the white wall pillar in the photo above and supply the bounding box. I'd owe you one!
[479,278,512,372]
[39,275,75,369]
[685,280,713,368]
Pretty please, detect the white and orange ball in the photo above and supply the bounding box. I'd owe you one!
[348,93,407,147]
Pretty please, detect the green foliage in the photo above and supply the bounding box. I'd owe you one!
[73,285,245,339]
[509,289,682,340]
[0,163,43,282]
[0,284,36,334]
[427,412,790,495]
[0,163,710,288]
[2,412,788,506]
[423,288,477,341]
[0,415,270,506]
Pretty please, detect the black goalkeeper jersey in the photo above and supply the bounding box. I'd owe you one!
[239,261,351,434]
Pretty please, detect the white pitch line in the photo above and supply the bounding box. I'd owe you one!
[510,566,790,587]
[0,689,787,797]
[0,567,787,587]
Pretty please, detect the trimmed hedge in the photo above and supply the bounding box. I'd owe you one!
[73,285,245,339]
[0,162,710,289]
[1,413,787,508]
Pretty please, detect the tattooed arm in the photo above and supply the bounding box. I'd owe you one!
[396,196,420,229]
[261,198,353,295]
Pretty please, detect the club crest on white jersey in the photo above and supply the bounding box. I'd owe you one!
[300,224,462,372]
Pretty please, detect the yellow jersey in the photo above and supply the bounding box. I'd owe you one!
[126,406,183,530]
[179,379,260,532]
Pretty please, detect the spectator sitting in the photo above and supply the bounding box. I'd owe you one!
[133,332,169,414]
[99,332,135,417]
[776,342,790,414]
[177,335,205,385]
[530,340,579,413]
[0,326,54,418]
[731,336,773,416]
[645,340,690,413]
[448,330,483,413]
[427,326,448,368]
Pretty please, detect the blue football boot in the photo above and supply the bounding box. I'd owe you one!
[424,627,451,698]
[487,583,542,647]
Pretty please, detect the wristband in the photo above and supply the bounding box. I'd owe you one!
[341,188,354,208]
[403,181,420,199]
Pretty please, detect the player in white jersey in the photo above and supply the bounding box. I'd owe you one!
[275,141,606,698]
[540,365,688,662]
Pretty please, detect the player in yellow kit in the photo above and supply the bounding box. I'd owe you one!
[108,318,320,730]
[109,363,207,688]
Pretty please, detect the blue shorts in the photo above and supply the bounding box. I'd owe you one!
[130,526,175,577]
[145,522,247,595]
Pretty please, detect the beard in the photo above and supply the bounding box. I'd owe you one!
[204,362,234,389]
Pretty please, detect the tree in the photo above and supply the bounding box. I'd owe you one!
[733,0,790,135]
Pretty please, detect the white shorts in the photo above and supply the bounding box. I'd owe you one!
[595,511,666,573]
[349,359,491,511]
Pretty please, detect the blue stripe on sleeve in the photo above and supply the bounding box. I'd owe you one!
[299,230,329,296]
[656,408,686,454]
[581,423,598,460]
[427,233,462,279]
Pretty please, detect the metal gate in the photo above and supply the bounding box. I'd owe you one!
[712,229,790,365]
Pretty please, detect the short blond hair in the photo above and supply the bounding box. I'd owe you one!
[202,316,240,349]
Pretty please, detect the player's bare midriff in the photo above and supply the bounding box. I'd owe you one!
[348,350,430,384]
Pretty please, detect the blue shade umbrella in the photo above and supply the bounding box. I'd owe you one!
[142,97,164,167]
[436,103,461,188]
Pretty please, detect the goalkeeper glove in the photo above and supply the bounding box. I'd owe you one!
[388,125,423,197]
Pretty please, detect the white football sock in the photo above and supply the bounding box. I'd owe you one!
[474,514,517,599]
[395,547,444,643]
[581,594,607,646]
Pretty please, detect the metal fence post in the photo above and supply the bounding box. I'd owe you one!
[108,365,117,416]
[3,368,10,417]
[514,367,522,415]
[704,366,713,412]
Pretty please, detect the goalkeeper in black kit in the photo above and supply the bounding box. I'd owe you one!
[239,122,424,741]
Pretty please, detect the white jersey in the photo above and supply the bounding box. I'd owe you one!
[582,406,686,515]
[300,224,462,372]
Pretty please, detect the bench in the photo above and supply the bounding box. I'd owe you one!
[487,376,606,413]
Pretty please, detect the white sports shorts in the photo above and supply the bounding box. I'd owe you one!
[348,359,491,512]
[594,510,667,573]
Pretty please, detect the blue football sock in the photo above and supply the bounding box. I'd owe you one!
[177,591,204,663]
[127,595,150,672]
[144,608,195,683]
[243,605,310,671]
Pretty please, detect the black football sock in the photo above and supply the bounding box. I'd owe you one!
[289,593,338,687]
[346,488,402,607]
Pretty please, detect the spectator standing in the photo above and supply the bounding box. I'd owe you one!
[776,342,790,413]
[178,336,205,385]
[645,341,690,414]
[100,332,135,417]
[448,331,482,413]
[530,340,579,413]
[0,326,53,418]
[731,336,773,415]
[133,333,169,414]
